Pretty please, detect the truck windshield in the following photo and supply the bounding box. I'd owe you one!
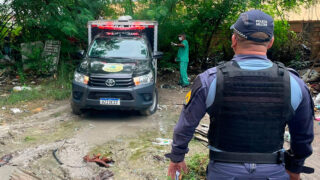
[88,37,148,59]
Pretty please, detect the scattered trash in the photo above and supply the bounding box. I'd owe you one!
[83,154,114,168]
[52,141,88,168]
[95,170,114,180]
[153,155,165,162]
[65,139,76,144]
[0,154,13,167]
[301,44,311,52]
[315,94,320,104]
[152,138,172,146]
[284,131,291,142]
[161,84,176,89]
[175,170,182,180]
[302,69,320,82]
[157,105,168,111]
[315,105,320,110]
[89,123,96,129]
[52,149,64,165]
[32,107,43,113]
[10,108,23,114]
[194,124,209,143]
[13,86,32,92]
[12,78,19,82]
[0,94,9,97]
[1,107,5,110]
[161,68,175,73]
[194,134,208,143]
[310,83,320,94]
[315,117,320,121]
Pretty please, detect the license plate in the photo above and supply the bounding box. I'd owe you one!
[100,98,120,105]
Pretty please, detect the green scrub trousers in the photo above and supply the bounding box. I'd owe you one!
[179,61,189,85]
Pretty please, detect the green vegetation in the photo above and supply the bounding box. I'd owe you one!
[21,120,80,147]
[108,0,314,69]
[0,0,316,103]
[0,75,71,106]
[184,153,209,180]
[24,136,36,142]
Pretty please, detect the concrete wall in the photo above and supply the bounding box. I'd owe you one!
[289,21,320,60]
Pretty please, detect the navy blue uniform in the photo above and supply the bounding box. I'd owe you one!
[169,55,314,178]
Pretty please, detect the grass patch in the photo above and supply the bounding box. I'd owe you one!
[0,59,75,106]
[90,144,114,158]
[130,148,147,161]
[0,79,71,106]
[24,136,36,142]
[183,153,209,180]
[21,120,80,147]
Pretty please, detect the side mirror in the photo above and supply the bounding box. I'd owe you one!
[152,51,163,59]
[77,50,85,59]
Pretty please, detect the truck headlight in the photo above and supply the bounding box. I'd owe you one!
[133,72,153,86]
[74,71,89,85]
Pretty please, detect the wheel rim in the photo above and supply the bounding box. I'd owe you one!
[149,90,157,111]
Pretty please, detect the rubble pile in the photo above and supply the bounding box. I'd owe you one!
[301,63,320,121]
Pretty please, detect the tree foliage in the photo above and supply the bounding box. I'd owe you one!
[10,0,109,53]
[0,0,316,74]
[107,0,315,69]
[0,0,16,40]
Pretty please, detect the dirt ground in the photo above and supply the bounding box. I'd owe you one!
[0,84,210,180]
[0,82,319,179]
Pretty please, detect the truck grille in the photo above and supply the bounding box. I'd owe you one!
[89,77,134,87]
[88,92,133,100]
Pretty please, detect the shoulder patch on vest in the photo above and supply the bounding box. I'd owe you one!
[185,90,191,104]
[185,76,202,107]
[217,61,227,66]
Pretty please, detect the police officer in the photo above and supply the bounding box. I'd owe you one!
[171,33,190,87]
[166,10,314,180]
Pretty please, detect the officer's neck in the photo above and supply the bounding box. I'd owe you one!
[234,46,267,56]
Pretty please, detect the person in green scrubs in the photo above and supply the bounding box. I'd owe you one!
[171,33,190,87]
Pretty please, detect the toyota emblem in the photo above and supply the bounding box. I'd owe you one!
[105,79,116,87]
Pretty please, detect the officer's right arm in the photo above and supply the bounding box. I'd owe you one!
[166,76,207,162]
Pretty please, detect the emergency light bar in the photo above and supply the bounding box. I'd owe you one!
[106,32,140,36]
[88,18,158,51]
[94,25,146,31]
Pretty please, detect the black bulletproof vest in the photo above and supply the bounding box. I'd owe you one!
[207,61,293,153]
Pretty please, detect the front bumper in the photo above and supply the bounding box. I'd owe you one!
[71,80,155,110]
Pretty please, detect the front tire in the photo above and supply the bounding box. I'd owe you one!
[70,99,84,115]
[140,88,158,116]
